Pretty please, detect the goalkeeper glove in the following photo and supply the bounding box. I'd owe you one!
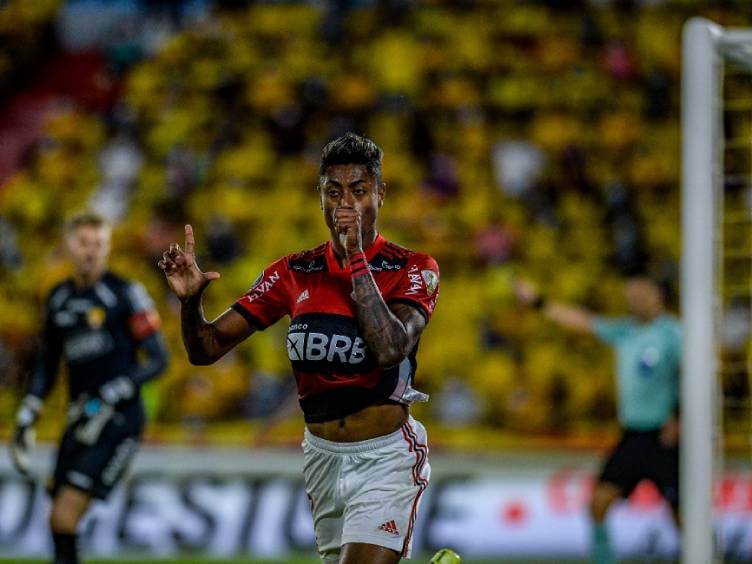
[72,377,133,445]
[98,376,135,405]
[10,395,43,477]
[73,397,114,445]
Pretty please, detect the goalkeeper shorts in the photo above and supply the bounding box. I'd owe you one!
[50,410,142,500]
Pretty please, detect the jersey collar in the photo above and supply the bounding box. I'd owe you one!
[325,233,386,274]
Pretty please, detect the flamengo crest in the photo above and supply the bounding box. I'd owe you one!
[421,270,438,296]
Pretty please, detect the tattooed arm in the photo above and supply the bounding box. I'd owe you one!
[180,298,253,365]
[160,225,254,365]
[351,273,426,367]
[333,204,428,367]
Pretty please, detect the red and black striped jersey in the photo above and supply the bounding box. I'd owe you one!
[231,234,440,423]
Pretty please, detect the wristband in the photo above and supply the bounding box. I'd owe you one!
[349,252,369,278]
[532,295,547,310]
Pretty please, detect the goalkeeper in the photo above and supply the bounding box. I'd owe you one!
[515,275,681,564]
[9,212,168,564]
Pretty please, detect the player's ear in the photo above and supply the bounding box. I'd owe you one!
[316,185,323,210]
[378,182,386,207]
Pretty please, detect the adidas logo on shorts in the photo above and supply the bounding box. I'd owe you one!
[377,520,400,536]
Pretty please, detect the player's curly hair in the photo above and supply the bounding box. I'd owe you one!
[319,132,383,181]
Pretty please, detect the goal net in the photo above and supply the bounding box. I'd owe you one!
[682,17,752,564]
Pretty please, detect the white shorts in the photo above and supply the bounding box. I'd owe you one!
[302,416,430,563]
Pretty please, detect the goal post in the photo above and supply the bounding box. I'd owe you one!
[681,17,752,564]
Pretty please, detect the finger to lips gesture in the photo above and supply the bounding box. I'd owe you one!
[158,225,220,301]
[333,206,362,256]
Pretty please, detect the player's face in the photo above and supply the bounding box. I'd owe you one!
[66,225,111,280]
[319,164,385,239]
[625,278,663,319]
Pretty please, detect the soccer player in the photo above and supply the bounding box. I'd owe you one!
[159,133,439,564]
[9,212,168,564]
[515,276,681,564]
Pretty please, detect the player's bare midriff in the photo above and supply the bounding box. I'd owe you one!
[307,402,408,442]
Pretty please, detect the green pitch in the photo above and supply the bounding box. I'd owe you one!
[2,560,321,564]
[0,559,689,564]
[0,560,506,564]
[0,558,553,564]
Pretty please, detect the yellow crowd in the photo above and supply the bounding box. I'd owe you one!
[1,1,749,447]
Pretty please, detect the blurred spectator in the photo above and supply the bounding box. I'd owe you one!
[492,140,545,198]
[423,152,460,199]
[91,132,144,221]
[434,377,482,428]
[0,218,22,270]
[474,221,517,266]
[722,299,751,353]
[205,216,242,264]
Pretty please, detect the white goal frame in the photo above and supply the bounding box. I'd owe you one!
[681,17,752,564]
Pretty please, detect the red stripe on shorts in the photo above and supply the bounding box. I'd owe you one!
[401,424,428,486]
[401,421,429,556]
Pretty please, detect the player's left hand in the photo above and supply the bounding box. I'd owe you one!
[99,376,135,406]
[333,206,363,257]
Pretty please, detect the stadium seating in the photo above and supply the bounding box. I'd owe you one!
[1,0,749,448]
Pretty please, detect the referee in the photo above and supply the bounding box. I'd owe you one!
[9,212,168,564]
[516,275,681,564]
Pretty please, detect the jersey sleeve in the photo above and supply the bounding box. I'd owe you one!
[592,316,633,345]
[28,295,63,400]
[231,257,291,330]
[385,253,440,323]
[125,281,162,341]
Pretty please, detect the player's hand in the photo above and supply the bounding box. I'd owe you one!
[513,278,541,306]
[660,414,679,448]
[73,398,114,446]
[9,395,42,477]
[333,206,363,257]
[158,225,220,302]
[99,376,135,405]
[9,425,35,477]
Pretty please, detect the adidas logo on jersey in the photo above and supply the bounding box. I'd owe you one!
[297,289,310,303]
[377,520,400,536]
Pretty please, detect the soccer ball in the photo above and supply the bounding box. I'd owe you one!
[430,548,462,564]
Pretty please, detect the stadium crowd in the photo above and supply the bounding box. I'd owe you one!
[0,0,750,446]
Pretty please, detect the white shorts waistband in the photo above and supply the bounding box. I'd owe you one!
[303,416,418,455]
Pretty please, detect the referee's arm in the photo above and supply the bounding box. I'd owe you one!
[543,303,595,334]
[514,279,595,334]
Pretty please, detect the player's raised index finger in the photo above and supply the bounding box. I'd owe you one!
[184,224,195,254]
